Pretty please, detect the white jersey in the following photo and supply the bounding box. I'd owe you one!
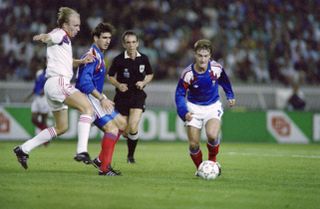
[46,28,73,80]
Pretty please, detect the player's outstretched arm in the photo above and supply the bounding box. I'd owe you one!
[33,34,51,43]
[73,53,94,67]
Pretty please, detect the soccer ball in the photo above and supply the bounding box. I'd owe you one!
[197,160,221,180]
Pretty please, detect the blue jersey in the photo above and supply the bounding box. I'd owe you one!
[33,69,46,95]
[76,44,106,94]
[175,60,235,121]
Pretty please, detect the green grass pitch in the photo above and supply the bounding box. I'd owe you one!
[1,140,320,209]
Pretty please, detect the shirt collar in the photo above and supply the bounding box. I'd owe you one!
[124,50,141,59]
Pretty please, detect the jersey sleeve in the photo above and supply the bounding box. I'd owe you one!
[175,78,189,121]
[76,60,98,94]
[48,29,65,44]
[218,68,235,100]
[108,57,118,77]
[144,56,153,75]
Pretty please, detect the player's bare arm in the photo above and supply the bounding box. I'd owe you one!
[33,34,51,43]
[73,53,94,67]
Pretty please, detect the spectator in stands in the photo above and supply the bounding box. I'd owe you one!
[287,83,306,111]
[1,0,320,86]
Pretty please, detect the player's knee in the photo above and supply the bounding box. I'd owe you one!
[128,122,139,133]
[102,123,118,136]
[55,125,68,135]
[206,131,219,141]
[118,118,127,131]
[82,104,93,115]
[189,143,200,151]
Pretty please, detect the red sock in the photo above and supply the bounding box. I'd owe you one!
[207,143,219,162]
[190,149,202,168]
[38,124,48,130]
[99,133,119,172]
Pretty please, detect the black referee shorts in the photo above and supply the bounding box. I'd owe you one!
[114,91,146,116]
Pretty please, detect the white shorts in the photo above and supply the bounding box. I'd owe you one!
[31,95,50,114]
[44,76,79,111]
[185,101,224,129]
[87,94,119,129]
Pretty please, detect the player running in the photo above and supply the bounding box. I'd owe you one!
[76,22,127,176]
[175,39,236,175]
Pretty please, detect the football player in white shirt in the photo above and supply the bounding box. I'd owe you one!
[14,7,94,170]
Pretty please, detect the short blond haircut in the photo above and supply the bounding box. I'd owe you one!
[194,39,213,54]
[57,7,79,27]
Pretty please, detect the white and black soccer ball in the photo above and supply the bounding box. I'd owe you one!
[197,160,221,180]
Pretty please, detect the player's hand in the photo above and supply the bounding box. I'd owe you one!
[33,34,42,41]
[185,112,193,122]
[135,81,145,90]
[100,98,114,113]
[228,99,236,107]
[81,53,95,64]
[118,83,128,92]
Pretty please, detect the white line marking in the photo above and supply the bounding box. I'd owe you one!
[225,152,320,159]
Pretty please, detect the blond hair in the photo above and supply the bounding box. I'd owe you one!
[57,7,79,27]
[194,39,213,54]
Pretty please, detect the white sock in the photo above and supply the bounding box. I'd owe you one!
[21,127,57,154]
[76,114,92,153]
[128,132,139,140]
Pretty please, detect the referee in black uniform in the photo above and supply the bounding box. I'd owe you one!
[108,30,153,163]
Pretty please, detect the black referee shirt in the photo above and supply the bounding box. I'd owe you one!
[108,51,153,92]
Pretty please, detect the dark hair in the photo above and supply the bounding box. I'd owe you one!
[121,30,138,43]
[92,22,115,39]
[194,39,213,54]
[57,7,79,28]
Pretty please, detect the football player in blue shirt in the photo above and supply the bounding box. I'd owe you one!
[76,22,127,176]
[175,39,236,175]
[24,68,50,132]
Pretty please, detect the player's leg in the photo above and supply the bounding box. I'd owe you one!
[31,112,42,129]
[40,113,48,129]
[21,109,67,151]
[13,110,65,169]
[31,96,48,131]
[187,126,202,168]
[126,108,143,163]
[64,91,93,164]
[88,95,125,175]
[113,113,127,133]
[97,121,121,175]
[204,101,223,162]
[205,118,221,162]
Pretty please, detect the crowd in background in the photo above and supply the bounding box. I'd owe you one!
[1,0,320,86]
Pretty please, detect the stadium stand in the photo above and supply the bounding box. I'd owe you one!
[1,0,319,85]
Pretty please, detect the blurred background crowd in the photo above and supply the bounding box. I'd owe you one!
[1,0,320,86]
